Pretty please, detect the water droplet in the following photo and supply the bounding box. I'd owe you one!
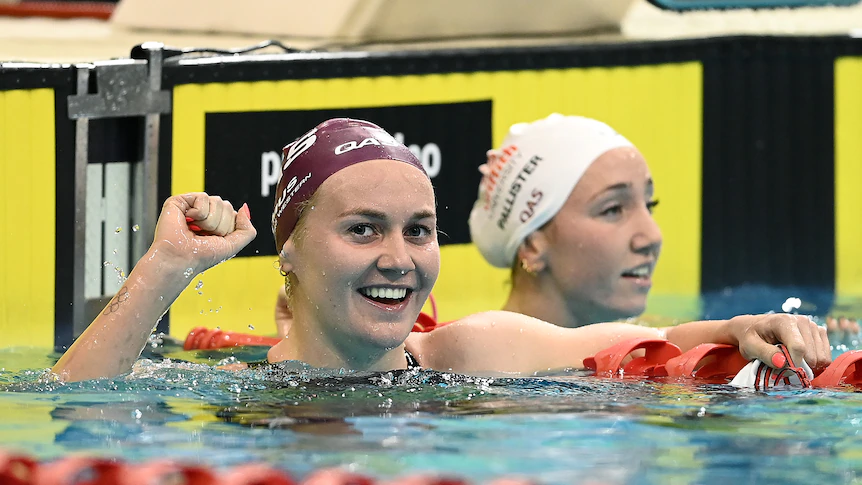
[103,261,111,267]
[781,297,802,313]
[115,227,122,233]
[132,224,140,232]
[183,268,194,278]
[200,310,204,314]
[133,409,142,419]
[195,280,204,290]
[158,296,164,301]
[248,324,255,330]
[215,326,220,330]
[112,249,118,255]
[321,271,326,276]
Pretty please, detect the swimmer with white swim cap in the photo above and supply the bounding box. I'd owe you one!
[51,118,833,382]
[469,113,661,327]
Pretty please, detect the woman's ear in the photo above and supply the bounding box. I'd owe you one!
[517,231,549,274]
[279,240,296,275]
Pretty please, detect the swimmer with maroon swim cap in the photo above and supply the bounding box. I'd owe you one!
[272,118,426,253]
[51,117,833,383]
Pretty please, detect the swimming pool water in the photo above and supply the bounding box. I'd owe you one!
[3,292,862,485]
[3,347,862,484]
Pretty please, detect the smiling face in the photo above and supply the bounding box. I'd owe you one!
[541,146,662,323]
[283,159,440,354]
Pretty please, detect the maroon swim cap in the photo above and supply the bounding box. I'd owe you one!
[271,118,426,251]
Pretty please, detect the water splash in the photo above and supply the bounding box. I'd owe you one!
[183,268,194,278]
[782,297,802,313]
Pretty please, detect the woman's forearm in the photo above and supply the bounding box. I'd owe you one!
[663,319,735,352]
[51,250,190,382]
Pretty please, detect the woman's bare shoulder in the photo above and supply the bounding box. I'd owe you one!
[447,310,545,327]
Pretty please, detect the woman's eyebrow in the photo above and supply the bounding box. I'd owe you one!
[336,208,436,221]
[589,182,631,202]
[337,208,388,220]
[411,210,436,220]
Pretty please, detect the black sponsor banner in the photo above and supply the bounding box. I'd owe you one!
[204,101,492,257]
[701,39,835,293]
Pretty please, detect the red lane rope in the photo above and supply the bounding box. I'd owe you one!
[0,453,540,485]
[0,2,114,20]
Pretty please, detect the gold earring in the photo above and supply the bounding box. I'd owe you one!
[521,259,538,276]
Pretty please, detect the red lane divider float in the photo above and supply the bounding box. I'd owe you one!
[124,461,218,485]
[221,464,297,485]
[0,1,114,20]
[811,350,862,389]
[183,327,282,351]
[0,452,36,485]
[583,337,862,390]
[583,338,682,377]
[663,343,749,381]
[36,456,125,485]
[0,454,539,485]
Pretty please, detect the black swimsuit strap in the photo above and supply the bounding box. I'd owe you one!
[405,349,420,369]
[252,351,420,371]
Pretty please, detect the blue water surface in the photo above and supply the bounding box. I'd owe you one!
[1,290,862,485]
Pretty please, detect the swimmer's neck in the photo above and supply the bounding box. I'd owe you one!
[503,273,589,329]
[266,317,408,371]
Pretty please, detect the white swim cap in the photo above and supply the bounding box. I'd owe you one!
[468,114,634,268]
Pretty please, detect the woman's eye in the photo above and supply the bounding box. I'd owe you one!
[406,225,432,238]
[646,199,660,213]
[349,224,375,237]
[600,205,623,217]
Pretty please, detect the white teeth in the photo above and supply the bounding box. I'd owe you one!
[626,266,651,277]
[361,287,408,299]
